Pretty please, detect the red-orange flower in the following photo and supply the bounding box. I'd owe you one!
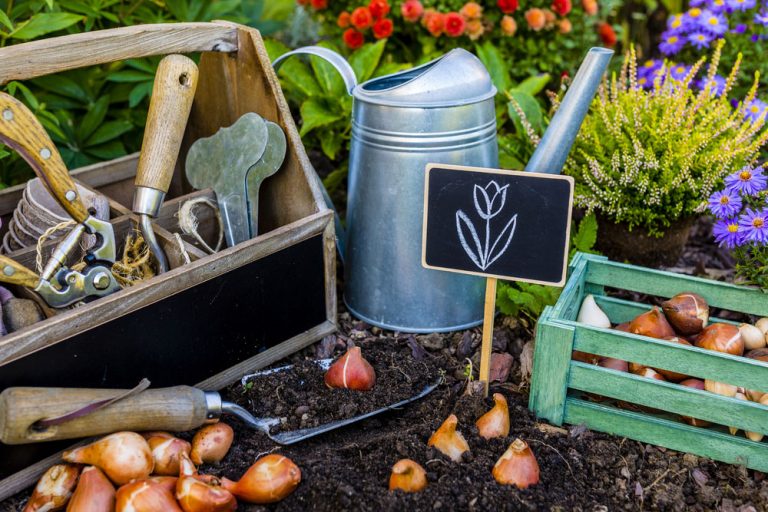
[525,8,546,30]
[597,22,616,45]
[343,28,365,49]
[296,0,309,5]
[543,8,556,25]
[423,9,445,36]
[444,12,466,36]
[559,18,572,33]
[460,2,483,19]
[310,0,327,9]
[338,11,351,27]
[373,18,394,38]
[552,0,572,15]
[401,0,424,22]
[582,0,598,15]
[500,15,517,35]
[351,6,374,29]
[497,0,519,14]
[369,0,391,19]
[466,19,484,39]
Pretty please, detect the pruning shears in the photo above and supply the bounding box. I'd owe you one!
[0,92,120,307]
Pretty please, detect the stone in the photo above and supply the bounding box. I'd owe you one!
[457,331,474,359]
[489,353,514,382]
[492,328,509,352]
[3,298,44,333]
[418,333,446,351]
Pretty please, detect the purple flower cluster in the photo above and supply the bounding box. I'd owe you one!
[709,167,768,248]
[660,6,728,56]
[635,58,727,97]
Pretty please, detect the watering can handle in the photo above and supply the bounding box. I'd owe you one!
[272,46,358,94]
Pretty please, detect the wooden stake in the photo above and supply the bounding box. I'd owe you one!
[478,277,497,396]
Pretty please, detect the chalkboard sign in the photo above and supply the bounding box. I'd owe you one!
[422,164,574,286]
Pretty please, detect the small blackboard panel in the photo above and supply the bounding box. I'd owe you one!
[422,164,574,286]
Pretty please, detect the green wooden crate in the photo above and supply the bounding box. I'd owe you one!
[530,252,768,471]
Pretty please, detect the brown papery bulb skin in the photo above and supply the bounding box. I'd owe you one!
[695,323,744,356]
[324,346,376,391]
[64,432,153,486]
[631,367,667,381]
[492,438,540,489]
[629,307,676,339]
[143,432,191,477]
[654,337,692,381]
[661,292,709,335]
[476,393,510,439]
[221,454,301,504]
[23,464,80,512]
[115,480,182,512]
[679,379,711,427]
[746,348,768,362]
[389,459,427,493]
[176,455,236,512]
[190,423,234,466]
[66,466,115,512]
[427,414,470,462]
[598,357,628,372]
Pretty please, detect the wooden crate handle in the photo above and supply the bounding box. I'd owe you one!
[0,22,239,85]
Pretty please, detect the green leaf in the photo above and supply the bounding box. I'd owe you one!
[278,58,321,98]
[516,74,551,96]
[507,89,544,135]
[78,96,110,142]
[128,82,153,108]
[10,13,84,40]
[86,140,126,160]
[0,146,10,159]
[475,41,511,94]
[85,120,133,146]
[348,40,386,83]
[31,75,90,103]
[318,128,344,160]
[106,70,154,83]
[263,38,290,61]
[571,213,599,255]
[323,165,348,193]
[299,99,342,136]
[125,59,157,74]
[0,10,13,31]
[310,41,345,97]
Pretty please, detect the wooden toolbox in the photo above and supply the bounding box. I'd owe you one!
[530,252,768,471]
[0,22,336,497]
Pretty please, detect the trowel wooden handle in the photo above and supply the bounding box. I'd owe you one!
[135,55,199,193]
[0,255,41,289]
[0,386,211,444]
[0,92,89,224]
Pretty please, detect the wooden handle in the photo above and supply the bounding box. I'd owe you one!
[0,93,89,224]
[0,255,40,289]
[135,55,199,194]
[0,386,210,444]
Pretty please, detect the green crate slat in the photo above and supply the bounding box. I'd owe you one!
[561,320,768,393]
[530,320,575,424]
[569,362,768,435]
[592,295,738,326]
[583,256,768,317]
[550,257,588,321]
[564,398,768,472]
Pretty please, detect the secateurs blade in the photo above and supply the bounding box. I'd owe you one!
[0,92,120,306]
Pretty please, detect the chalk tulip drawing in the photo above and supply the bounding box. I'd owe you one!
[456,180,518,271]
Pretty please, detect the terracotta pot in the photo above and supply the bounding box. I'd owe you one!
[594,215,695,267]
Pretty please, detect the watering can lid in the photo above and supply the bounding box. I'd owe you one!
[355,48,496,107]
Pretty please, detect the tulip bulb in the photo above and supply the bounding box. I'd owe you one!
[176,455,236,512]
[324,346,376,391]
[631,366,667,381]
[475,393,510,439]
[705,379,738,397]
[661,292,709,335]
[695,323,744,356]
[755,317,768,337]
[66,466,115,512]
[729,392,749,435]
[653,337,692,381]
[745,394,768,442]
[23,464,80,512]
[190,423,234,466]
[679,379,710,427]
[143,432,191,476]
[629,307,675,339]
[64,432,153,486]
[116,480,182,512]
[389,459,427,493]
[492,438,540,489]
[577,294,611,328]
[427,414,470,462]
[145,476,178,493]
[221,454,301,504]
[598,357,629,372]
[746,348,768,362]
[739,323,766,350]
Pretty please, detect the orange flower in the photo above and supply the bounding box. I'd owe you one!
[460,2,483,19]
[597,22,616,46]
[401,0,424,22]
[500,15,517,35]
[466,19,484,39]
[343,28,365,49]
[543,9,556,25]
[559,18,572,33]
[444,12,466,36]
[552,0,572,15]
[373,17,394,38]
[525,8,546,30]
[351,6,374,29]
[369,0,391,19]
[582,0,598,15]
[423,9,445,36]
[310,0,327,9]
[338,11,351,28]
[296,0,309,5]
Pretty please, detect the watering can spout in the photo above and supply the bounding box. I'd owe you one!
[524,47,613,175]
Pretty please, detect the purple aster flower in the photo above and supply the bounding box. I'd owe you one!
[670,63,691,81]
[755,11,768,25]
[709,0,729,12]
[700,11,728,35]
[728,0,756,10]
[660,31,686,55]
[725,167,768,195]
[696,74,726,95]
[689,0,707,6]
[667,14,686,30]
[744,99,768,123]
[684,7,706,29]
[638,59,663,78]
[713,218,744,248]
[739,208,768,244]
[752,34,761,42]
[688,31,713,49]
[732,23,748,33]
[708,190,743,218]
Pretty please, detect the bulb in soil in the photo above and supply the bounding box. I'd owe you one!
[427,414,470,462]
[739,323,766,350]
[176,455,237,512]
[629,307,675,339]
[577,294,611,328]
[142,432,191,476]
[661,292,708,335]
[476,393,510,439]
[389,459,427,493]
[679,379,710,427]
[116,480,182,512]
[66,466,115,512]
[492,438,540,489]
[190,423,234,465]
[324,346,376,391]
[221,454,301,504]
[23,464,80,512]
[64,432,153,486]
[695,323,744,356]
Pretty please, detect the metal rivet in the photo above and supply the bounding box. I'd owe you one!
[40,148,51,160]
[65,190,77,202]
[2,109,12,121]
[3,265,14,276]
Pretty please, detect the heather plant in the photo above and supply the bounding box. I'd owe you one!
[563,42,768,236]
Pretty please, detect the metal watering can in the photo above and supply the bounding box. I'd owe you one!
[273,46,612,333]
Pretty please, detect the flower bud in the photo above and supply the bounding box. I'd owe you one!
[661,293,708,335]
[629,307,675,339]
[324,346,376,391]
[389,459,427,493]
[695,323,743,356]
[492,438,540,489]
[476,393,510,439]
[428,414,469,462]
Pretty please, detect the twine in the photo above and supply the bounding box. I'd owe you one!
[176,198,224,254]
[35,220,78,275]
[111,231,156,287]
[174,233,192,265]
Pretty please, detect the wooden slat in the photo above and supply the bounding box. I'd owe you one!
[0,24,238,85]
[562,321,768,393]
[550,256,587,321]
[529,319,574,424]
[564,398,768,472]
[569,362,768,435]
[593,295,739,326]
